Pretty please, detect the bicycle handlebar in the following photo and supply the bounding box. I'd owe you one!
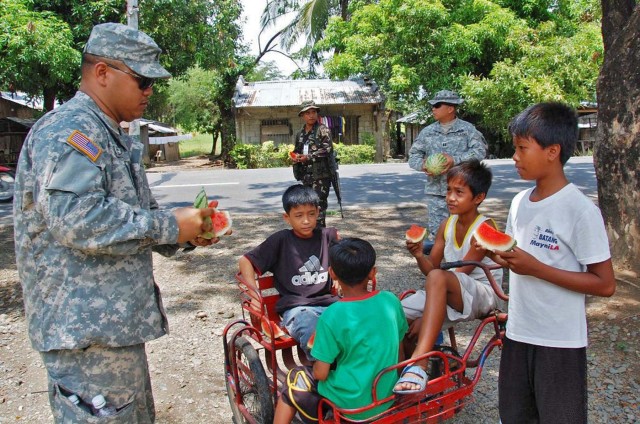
[441,261,509,301]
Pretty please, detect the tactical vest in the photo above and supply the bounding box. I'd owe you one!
[293,124,332,182]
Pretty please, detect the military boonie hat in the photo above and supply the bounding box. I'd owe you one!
[428,90,464,106]
[299,100,321,116]
[83,23,171,79]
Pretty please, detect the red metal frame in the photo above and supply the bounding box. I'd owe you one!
[223,261,507,423]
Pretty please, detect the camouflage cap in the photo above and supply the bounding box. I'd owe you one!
[83,23,171,79]
[427,90,464,106]
[298,100,321,116]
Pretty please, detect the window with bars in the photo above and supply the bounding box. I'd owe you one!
[260,119,291,145]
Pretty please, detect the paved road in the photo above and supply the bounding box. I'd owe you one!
[144,156,597,213]
[0,157,597,225]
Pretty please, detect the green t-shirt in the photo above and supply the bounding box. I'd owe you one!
[312,290,408,420]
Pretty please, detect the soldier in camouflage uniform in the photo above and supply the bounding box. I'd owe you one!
[292,100,333,227]
[13,23,221,423]
[408,90,487,252]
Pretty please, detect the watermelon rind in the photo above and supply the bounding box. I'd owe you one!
[194,187,214,239]
[473,221,516,252]
[423,153,448,176]
[406,224,427,243]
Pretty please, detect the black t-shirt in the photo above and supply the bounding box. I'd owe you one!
[245,227,339,314]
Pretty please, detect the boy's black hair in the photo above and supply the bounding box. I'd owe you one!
[508,102,578,165]
[329,238,376,286]
[282,184,320,213]
[446,159,492,197]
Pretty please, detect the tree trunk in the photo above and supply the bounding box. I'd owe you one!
[595,1,640,274]
[43,86,57,112]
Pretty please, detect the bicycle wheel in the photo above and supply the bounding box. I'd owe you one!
[225,336,274,424]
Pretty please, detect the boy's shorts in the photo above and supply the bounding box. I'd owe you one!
[282,305,327,360]
[499,337,587,423]
[402,272,497,325]
[279,365,327,424]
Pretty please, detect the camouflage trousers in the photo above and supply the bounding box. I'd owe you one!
[41,343,154,423]
[425,194,449,239]
[302,177,331,228]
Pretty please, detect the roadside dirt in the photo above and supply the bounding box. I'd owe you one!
[0,161,638,423]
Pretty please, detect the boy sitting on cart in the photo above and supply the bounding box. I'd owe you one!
[395,159,503,394]
[274,238,408,423]
[238,184,339,360]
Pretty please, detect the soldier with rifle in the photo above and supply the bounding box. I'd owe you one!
[292,100,342,227]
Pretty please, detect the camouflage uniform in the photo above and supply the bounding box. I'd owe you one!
[13,23,175,423]
[293,122,333,227]
[408,112,486,238]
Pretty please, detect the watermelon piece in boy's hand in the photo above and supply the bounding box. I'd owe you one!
[406,224,427,243]
[473,221,516,252]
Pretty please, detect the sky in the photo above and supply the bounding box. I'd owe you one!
[239,0,299,76]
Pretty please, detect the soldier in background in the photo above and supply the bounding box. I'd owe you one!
[292,100,334,227]
[13,23,220,423]
[408,90,487,253]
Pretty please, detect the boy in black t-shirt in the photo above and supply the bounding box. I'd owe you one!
[238,184,339,359]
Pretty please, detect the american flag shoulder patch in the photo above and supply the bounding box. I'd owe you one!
[66,130,102,162]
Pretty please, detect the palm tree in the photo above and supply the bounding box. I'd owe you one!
[258,0,353,74]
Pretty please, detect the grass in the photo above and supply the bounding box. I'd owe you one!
[179,133,219,158]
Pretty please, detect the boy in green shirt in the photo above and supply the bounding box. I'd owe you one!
[274,238,408,423]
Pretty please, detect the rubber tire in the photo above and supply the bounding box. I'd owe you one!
[225,336,274,424]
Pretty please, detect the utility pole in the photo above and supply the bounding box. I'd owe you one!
[126,0,150,166]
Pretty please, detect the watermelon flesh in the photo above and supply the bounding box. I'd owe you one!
[289,151,298,160]
[473,221,516,252]
[193,187,232,239]
[261,316,286,339]
[212,210,232,237]
[406,224,428,243]
[423,153,448,176]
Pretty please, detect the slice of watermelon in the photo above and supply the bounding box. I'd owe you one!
[212,210,232,237]
[473,221,516,252]
[307,331,315,350]
[289,151,299,160]
[260,316,286,339]
[406,224,427,243]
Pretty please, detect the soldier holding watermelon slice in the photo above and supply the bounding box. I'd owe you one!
[408,90,487,253]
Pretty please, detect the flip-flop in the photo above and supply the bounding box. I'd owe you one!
[393,364,428,395]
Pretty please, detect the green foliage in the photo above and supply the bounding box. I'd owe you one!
[320,0,603,157]
[229,142,375,169]
[334,143,375,164]
[246,60,285,81]
[229,142,293,169]
[179,133,217,158]
[167,66,219,134]
[460,21,603,153]
[0,0,80,100]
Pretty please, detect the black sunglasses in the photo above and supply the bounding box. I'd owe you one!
[432,103,451,109]
[104,63,155,90]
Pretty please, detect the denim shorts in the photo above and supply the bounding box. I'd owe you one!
[282,305,327,360]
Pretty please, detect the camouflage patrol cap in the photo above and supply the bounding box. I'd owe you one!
[83,23,171,79]
[298,100,321,116]
[428,90,464,106]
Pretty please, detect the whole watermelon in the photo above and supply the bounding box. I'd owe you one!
[423,153,448,176]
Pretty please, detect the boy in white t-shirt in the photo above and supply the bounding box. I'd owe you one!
[493,102,616,423]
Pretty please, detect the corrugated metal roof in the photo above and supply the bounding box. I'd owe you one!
[233,77,384,108]
[1,91,43,110]
[397,111,431,124]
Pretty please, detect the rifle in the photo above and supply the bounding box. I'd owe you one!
[329,151,344,218]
